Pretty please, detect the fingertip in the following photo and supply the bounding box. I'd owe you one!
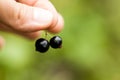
[48,14,64,33]
[0,36,5,49]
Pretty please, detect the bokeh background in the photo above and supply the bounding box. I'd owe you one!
[1,0,120,80]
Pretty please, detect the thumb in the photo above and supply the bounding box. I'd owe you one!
[0,0,53,32]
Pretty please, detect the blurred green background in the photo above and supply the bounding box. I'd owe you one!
[1,0,120,80]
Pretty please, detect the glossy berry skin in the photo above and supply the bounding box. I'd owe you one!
[50,36,62,48]
[35,38,49,53]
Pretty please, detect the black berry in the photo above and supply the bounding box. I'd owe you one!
[50,36,62,48]
[35,38,49,53]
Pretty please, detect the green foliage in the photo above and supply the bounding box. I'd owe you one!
[1,0,120,80]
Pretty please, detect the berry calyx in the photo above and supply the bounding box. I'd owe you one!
[50,36,62,48]
[35,38,49,53]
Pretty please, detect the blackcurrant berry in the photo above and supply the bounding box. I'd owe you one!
[50,36,62,48]
[35,38,49,53]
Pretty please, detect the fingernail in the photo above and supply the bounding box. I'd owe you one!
[33,8,53,27]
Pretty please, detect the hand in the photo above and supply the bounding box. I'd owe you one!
[0,0,64,49]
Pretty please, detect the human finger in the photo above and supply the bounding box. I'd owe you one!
[0,0,53,32]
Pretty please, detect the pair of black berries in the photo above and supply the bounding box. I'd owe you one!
[35,36,62,53]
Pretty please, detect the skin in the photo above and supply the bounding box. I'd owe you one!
[0,0,64,49]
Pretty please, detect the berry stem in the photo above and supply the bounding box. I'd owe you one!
[45,31,48,39]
